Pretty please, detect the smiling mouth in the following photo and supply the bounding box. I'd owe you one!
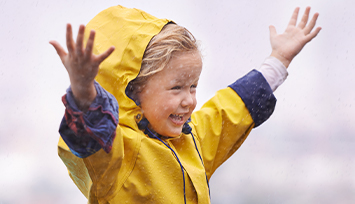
[169,114,185,125]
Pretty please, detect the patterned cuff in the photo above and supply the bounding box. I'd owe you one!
[59,81,119,158]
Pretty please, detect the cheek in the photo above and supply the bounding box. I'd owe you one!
[150,100,175,117]
[163,100,178,112]
[192,94,197,108]
[191,101,197,111]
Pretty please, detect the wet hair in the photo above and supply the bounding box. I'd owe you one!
[127,23,200,103]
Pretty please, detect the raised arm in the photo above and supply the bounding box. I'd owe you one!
[269,7,321,68]
[50,24,115,111]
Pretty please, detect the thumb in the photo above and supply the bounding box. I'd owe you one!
[269,25,277,38]
[49,40,67,60]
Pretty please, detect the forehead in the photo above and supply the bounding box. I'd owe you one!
[164,51,203,77]
[143,51,203,89]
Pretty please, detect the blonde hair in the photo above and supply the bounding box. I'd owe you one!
[127,23,200,101]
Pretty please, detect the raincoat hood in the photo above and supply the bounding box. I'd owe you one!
[85,5,170,131]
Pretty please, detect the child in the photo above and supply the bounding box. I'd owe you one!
[50,5,320,204]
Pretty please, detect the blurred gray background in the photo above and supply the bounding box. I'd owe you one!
[1,0,354,203]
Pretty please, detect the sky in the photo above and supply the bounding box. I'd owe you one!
[1,0,355,203]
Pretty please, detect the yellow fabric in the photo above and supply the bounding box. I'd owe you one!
[58,5,255,204]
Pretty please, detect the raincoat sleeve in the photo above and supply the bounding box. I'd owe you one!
[191,69,276,179]
[57,81,124,200]
[59,81,118,158]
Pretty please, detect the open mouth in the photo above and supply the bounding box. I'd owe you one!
[169,114,185,125]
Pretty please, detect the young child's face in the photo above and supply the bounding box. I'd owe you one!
[138,51,202,137]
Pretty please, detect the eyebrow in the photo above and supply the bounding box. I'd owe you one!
[172,77,200,85]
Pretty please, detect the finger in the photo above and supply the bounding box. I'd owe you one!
[76,25,85,56]
[305,26,322,43]
[297,7,311,29]
[288,7,300,26]
[84,30,95,61]
[269,25,277,38]
[66,24,75,54]
[96,46,115,64]
[49,40,67,61]
[304,12,319,34]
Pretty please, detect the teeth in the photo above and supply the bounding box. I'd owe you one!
[171,114,184,121]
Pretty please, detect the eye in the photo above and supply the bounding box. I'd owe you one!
[190,84,197,89]
[171,86,182,90]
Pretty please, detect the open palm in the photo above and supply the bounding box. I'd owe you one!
[50,24,115,110]
[270,7,321,68]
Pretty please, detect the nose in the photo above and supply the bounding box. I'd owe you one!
[181,91,195,108]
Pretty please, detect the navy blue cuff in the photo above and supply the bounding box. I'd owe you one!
[59,119,103,158]
[59,81,119,158]
[228,69,276,127]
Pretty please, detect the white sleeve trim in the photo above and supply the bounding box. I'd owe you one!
[258,56,288,92]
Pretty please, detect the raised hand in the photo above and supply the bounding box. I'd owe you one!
[269,7,321,68]
[50,24,115,111]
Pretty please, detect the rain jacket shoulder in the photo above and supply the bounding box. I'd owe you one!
[57,5,276,204]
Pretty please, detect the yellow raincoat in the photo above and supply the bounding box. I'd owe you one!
[58,5,275,204]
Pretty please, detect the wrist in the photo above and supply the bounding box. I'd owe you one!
[270,51,291,68]
[70,81,97,111]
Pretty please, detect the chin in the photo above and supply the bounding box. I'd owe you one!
[163,128,183,138]
[151,124,183,137]
[168,133,181,138]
